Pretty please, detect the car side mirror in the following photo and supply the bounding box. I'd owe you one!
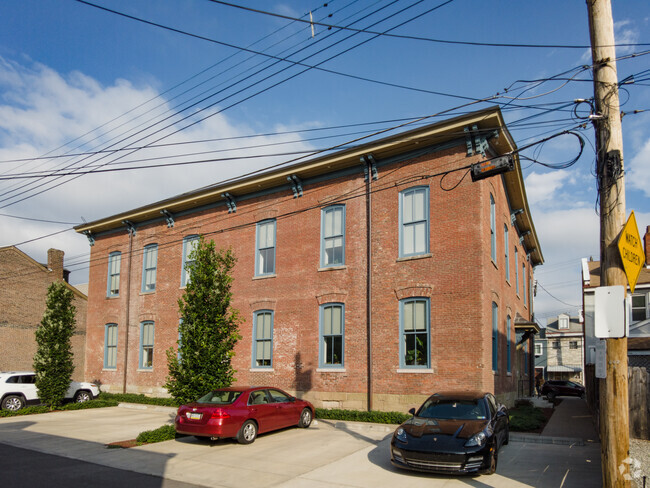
[409,407,416,416]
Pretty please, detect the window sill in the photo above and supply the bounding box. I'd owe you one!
[253,274,276,281]
[250,368,274,372]
[102,368,117,372]
[397,368,433,374]
[506,372,512,377]
[492,370,498,375]
[318,265,347,272]
[106,295,120,299]
[396,253,432,263]
[140,291,156,296]
[317,368,346,373]
[137,369,153,373]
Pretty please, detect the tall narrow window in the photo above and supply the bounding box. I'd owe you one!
[253,311,273,368]
[181,235,199,287]
[506,315,511,373]
[400,298,430,368]
[400,187,429,257]
[504,225,510,281]
[490,194,496,263]
[104,323,118,369]
[515,247,519,294]
[492,302,499,372]
[256,220,276,276]
[139,321,154,369]
[320,304,344,367]
[522,263,527,306]
[142,244,158,292]
[107,252,121,297]
[321,206,345,267]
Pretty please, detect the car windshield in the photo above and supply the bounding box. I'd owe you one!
[196,390,242,405]
[417,398,487,420]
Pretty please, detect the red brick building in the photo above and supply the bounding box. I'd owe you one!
[76,109,542,410]
[0,247,88,380]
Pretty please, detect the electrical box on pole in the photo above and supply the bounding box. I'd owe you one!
[470,155,514,182]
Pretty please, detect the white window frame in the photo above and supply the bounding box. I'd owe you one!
[535,342,543,357]
[399,187,429,258]
[399,298,430,368]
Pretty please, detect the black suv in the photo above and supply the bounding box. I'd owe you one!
[540,380,585,400]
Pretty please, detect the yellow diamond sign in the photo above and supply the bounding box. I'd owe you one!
[617,211,645,293]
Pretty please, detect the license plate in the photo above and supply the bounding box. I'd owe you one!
[186,412,202,420]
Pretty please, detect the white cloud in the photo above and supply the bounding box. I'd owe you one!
[628,138,650,197]
[524,169,571,205]
[0,57,314,284]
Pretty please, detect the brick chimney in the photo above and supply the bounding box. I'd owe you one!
[47,248,64,281]
[645,226,650,267]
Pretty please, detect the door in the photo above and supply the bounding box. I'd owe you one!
[267,389,300,429]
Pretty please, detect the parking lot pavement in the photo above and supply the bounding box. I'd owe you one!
[0,405,602,487]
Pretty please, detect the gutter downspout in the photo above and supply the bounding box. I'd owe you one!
[122,223,135,394]
[362,155,375,411]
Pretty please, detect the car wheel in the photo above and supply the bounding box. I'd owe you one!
[2,395,25,412]
[237,420,258,444]
[547,391,556,401]
[298,408,312,428]
[74,391,92,403]
[483,447,498,475]
[580,392,585,400]
[503,426,509,446]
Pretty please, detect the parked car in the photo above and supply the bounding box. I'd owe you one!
[0,371,100,411]
[390,391,509,475]
[540,380,585,400]
[174,386,315,444]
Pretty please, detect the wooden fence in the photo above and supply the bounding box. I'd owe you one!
[585,364,650,440]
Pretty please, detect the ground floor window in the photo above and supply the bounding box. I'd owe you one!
[400,298,430,368]
[139,321,154,369]
[320,304,344,367]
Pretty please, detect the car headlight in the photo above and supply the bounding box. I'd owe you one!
[465,431,487,447]
[395,427,407,443]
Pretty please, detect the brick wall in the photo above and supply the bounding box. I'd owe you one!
[0,247,87,380]
[84,142,535,409]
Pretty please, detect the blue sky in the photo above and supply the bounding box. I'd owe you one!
[0,0,648,325]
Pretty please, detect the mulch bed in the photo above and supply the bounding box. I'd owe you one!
[106,439,139,449]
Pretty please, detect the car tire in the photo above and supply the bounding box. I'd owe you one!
[580,392,585,400]
[237,420,258,444]
[298,408,312,428]
[483,447,498,475]
[503,426,509,446]
[547,391,556,401]
[2,395,25,412]
[74,390,92,403]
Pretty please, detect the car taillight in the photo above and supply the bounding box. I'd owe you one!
[210,409,231,419]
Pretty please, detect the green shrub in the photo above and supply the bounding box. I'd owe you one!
[0,399,118,417]
[509,405,547,431]
[99,392,179,407]
[136,424,176,444]
[315,408,410,425]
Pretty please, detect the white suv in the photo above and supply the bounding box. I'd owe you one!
[0,371,100,411]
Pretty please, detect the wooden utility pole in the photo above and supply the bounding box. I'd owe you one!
[586,0,630,486]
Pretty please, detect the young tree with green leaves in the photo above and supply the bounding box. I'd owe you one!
[33,281,76,409]
[166,237,242,404]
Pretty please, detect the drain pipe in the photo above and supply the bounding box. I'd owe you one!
[122,221,135,394]
[362,155,376,411]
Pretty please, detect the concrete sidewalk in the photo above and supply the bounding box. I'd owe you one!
[0,402,603,487]
[541,397,599,442]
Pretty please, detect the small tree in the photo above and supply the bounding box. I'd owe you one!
[166,237,242,404]
[33,281,76,409]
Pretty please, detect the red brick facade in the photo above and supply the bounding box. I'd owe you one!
[0,247,88,380]
[78,109,541,409]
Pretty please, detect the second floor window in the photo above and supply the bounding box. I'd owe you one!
[321,206,345,267]
[400,187,429,257]
[490,194,496,263]
[142,244,158,292]
[522,263,527,306]
[515,247,519,294]
[256,220,276,276]
[504,225,510,281]
[107,252,121,297]
[181,235,199,287]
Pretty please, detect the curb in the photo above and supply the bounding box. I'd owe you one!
[117,402,177,413]
[510,432,587,446]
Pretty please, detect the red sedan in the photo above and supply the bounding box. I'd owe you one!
[174,386,315,444]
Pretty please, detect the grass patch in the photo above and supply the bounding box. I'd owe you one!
[509,405,551,432]
[99,392,179,407]
[0,399,119,417]
[136,424,176,445]
[315,408,410,425]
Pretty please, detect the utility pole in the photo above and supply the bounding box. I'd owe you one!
[586,1,630,487]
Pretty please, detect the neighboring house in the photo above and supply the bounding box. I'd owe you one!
[583,225,650,370]
[75,108,543,410]
[545,313,584,383]
[0,247,88,380]
[534,326,548,380]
